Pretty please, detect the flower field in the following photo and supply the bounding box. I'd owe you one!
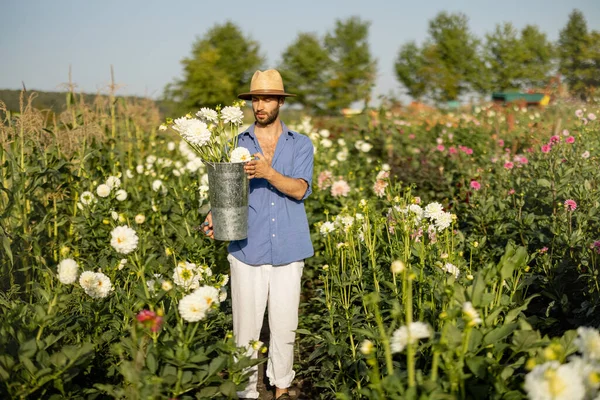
[1,92,600,400]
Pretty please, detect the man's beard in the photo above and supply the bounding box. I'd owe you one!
[254,107,280,126]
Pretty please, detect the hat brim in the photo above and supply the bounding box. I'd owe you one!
[238,90,296,100]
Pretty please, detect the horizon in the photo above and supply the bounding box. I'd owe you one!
[1,0,599,105]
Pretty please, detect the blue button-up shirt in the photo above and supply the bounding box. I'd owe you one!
[228,121,314,266]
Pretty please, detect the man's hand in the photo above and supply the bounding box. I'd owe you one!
[202,212,214,239]
[244,153,273,180]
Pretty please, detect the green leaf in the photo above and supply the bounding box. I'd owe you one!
[49,352,67,368]
[466,356,488,378]
[500,366,514,380]
[208,357,225,376]
[146,352,157,374]
[295,329,312,335]
[2,236,12,265]
[483,323,518,346]
[197,386,219,398]
[19,338,38,358]
[188,352,209,364]
[219,381,237,398]
[162,365,178,384]
[469,273,487,307]
[559,330,579,356]
[537,178,551,188]
[511,330,541,354]
[504,295,538,324]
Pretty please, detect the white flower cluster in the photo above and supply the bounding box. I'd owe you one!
[172,116,212,147]
[397,202,455,232]
[110,226,139,254]
[462,301,482,326]
[178,285,221,322]
[289,116,314,138]
[146,273,173,293]
[319,221,336,236]
[179,141,206,174]
[319,212,366,240]
[172,261,214,291]
[334,214,355,233]
[391,322,431,353]
[78,175,127,209]
[56,258,113,299]
[152,179,167,194]
[525,327,600,400]
[442,262,460,279]
[79,270,113,299]
[355,139,373,153]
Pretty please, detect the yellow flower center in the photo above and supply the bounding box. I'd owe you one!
[545,370,566,396]
[181,270,192,280]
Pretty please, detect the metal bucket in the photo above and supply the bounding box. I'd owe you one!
[205,162,248,241]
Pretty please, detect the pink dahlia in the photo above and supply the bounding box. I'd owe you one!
[564,199,577,211]
[331,180,351,197]
[470,181,481,191]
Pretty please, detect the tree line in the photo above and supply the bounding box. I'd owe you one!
[164,9,599,114]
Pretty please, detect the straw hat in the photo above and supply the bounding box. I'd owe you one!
[238,69,296,100]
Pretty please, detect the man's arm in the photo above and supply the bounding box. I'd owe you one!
[244,153,308,201]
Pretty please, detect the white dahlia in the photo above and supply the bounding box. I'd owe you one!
[391,322,431,353]
[96,184,111,198]
[105,176,121,189]
[115,189,127,201]
[221,106,244,125]
[178,291,208,322]
[172,117,212,147]
[57,258,79,284]
[576,327,600,361]
[110,226,139,254]
[79,191,96,205]
[196,107,218,123]
[230,146,252,163]
[86,272,113,299]
[173,262,200,290]
[524,361,585,400]
[79,271,96,290]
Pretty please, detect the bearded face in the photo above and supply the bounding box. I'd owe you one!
[252,96,283,127]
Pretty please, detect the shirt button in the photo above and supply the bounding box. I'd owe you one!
[272,234,275,237]
[272,218,275,222]
[271,202,275,206]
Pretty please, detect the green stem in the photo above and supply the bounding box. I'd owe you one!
[373,301,394,376]
[405,271,415,388]
[459,327,473,396]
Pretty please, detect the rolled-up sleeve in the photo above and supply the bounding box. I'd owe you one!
[291,136,314,200]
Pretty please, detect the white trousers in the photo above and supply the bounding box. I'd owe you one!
[228,254,304,399]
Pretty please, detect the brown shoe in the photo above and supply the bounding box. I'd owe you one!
[276,394,291,400]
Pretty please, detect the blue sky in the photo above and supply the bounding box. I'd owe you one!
[1,0,599,103]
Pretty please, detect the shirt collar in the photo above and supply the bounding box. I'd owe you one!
[242,121,296,139]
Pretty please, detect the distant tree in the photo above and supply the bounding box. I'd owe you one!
[483,22,526,91]
[425,12,483,102]
[277,33,333,114]
[324,16,377,112]
[558,10,597,100]
[519,25,555,89]
[394,41,429,101]
[586,31,600,93]
[164,21,264,112]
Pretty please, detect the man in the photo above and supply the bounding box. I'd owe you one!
[203,69,314,400]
